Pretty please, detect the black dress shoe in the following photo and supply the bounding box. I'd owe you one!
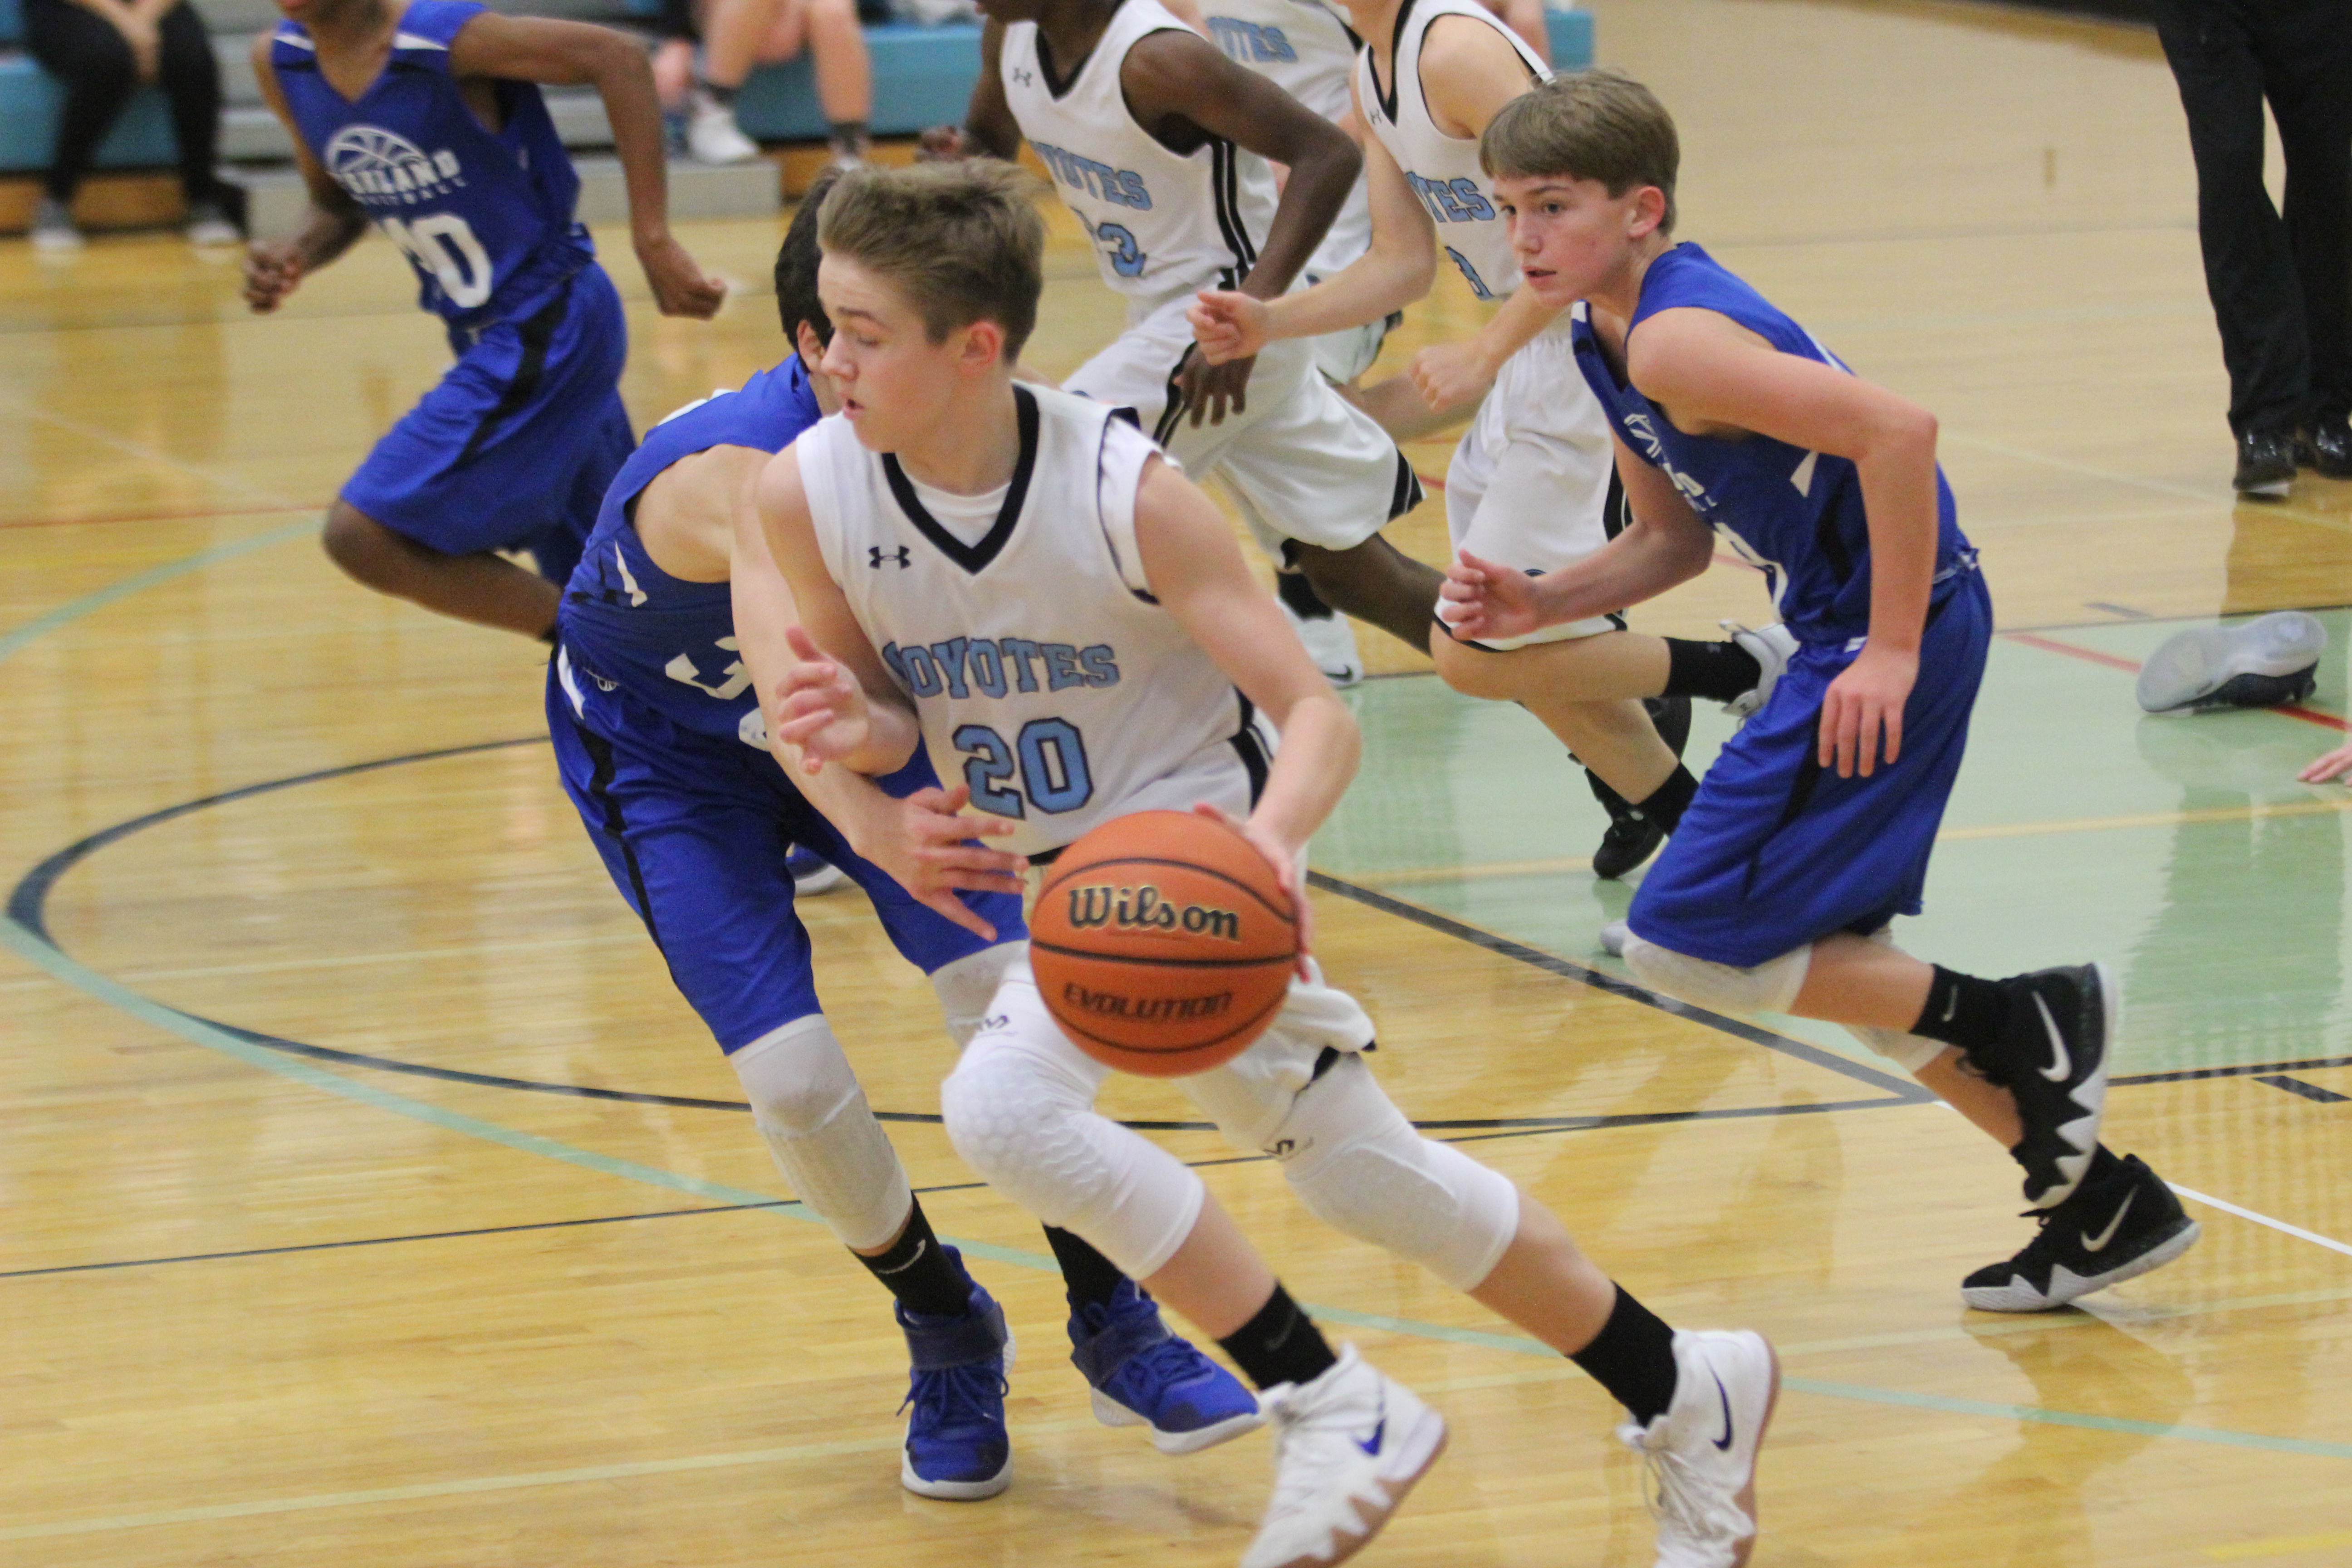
[2298,419,2352,479]
[2234,429,2296,498]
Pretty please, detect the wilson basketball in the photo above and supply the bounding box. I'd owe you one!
[1031,810,1298,1077]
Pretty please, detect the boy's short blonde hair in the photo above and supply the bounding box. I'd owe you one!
[1480,70,1680,234]
[816,162,1047,360]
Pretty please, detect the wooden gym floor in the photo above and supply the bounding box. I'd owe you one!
[9,0,2352,1562]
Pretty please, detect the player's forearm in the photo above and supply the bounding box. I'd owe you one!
[1259,240,1431,342]
[1460,287,1560,380]
[586,34,680,248]
[1238,137,1360,302]
[784,743,912,853]
[1529,515,1709,626]
[1854,430,1939,655]
[1248,691,1359,850]
[294,203,369,271]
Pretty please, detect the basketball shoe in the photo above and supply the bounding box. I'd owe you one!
[1072,1280,1263,1453]
[1282,599,1364,688]
[1618,1330,1778,1568]
[787,844,848,896]
[1588,695,1694,880]
[1720,623,1798,720]
[2136,611,2327,713]
[1985,964,2114,1210]
[897,1262,1014,1500]
[1240,1345,1447,1568]
[1962,1152,2201,1311]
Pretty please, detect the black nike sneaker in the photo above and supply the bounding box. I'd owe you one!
[1985,963,2115,1210]
[1586,696,1693,881]
[1962,1154,2200,1312]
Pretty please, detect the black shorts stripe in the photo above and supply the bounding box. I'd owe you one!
[454,279,571,471]
[1230,693,1269,806]
[1208,138,1258,279]
[1387,448,1425,520]
[1153,346,1194,446]
[571,712,668,957]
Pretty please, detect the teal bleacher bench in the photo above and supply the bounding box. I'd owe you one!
[1,4,1593,177]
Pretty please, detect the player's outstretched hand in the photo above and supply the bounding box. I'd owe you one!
[1187,289,1270,366]
[242,240,305,314]
[1193,803,1313,979]
[1437,549,1543,643]
[1176,351,1254,427]
[637,233,727,319]
[917,125,976,162]
[870,784,1027,940]
[2300,741,2352,784]
[1408,340,1497,413]
[773,623,873,773]
[1819,642,1916,779]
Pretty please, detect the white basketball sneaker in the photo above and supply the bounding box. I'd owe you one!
[686,89,762,165]
[1283,601,1364,688]
[1617,1329,1779,1568]
[1240,1345,1447,1568]
[1720,622,1798,720]
[2136,611,2327,712]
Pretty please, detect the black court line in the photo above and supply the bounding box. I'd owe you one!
[2113,1052,2352,1087]
[2255,1075,2350,1105]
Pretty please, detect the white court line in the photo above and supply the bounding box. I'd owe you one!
[2171,1186,2352,1262]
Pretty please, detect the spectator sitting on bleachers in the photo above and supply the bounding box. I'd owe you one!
[21,0,236,249]
[650,0,871,167]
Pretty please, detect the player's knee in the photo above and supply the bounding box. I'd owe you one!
[1622,934,1811,1016]
[729,1012,858,1133]
[930,942,1021,1050]
[1428,627,1515,699]
[1267,1055,1519,1290]
[938,1034,1091,1223]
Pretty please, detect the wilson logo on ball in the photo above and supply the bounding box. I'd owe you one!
[1064,883,1242,942]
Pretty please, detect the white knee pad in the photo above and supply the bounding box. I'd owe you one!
[940,1023,1205,1281]
[1262,1055,1520,1291]
[930,941,1024,1049]
[1622,934,1811,1016]
[1842,926,1947,1073]
[730,1014,911,1251]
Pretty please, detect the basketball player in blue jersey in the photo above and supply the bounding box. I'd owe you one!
[745,162,1779,1568]
[548,183,1259,1501]
[1439,72,2202,1313]
[244,0,725,640]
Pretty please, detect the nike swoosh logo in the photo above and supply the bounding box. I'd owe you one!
[2034,994,2072,1083]
[1357,1416,1386,1457]
[1940,992,1959,1023]
[874,1238,926,1275]
[2082,1189,2136,1253]
[1711,1373,1734,1451]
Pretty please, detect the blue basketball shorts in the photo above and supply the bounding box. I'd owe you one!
[343,265,633,588]
[1629,569,1994,968]
[545,659,1027,1054]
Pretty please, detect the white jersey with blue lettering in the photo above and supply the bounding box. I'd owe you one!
[799,386,1267,859]
[1198,0,1368,282]
[1355,0,1546,303]
[1003,0,1281,320]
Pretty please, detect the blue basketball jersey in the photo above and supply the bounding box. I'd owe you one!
[270,0,594,324]
[559,357,826,743]
[1573,244,1974,645]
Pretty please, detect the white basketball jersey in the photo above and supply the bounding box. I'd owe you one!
[1197,0,1370,279]
[1004,0,1281,319]
[1355,0,1547,303]
[799,387,1265,858]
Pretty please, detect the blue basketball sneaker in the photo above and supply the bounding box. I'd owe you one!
[787,843,848,896]
[1071,1280,1262,1454]
[897,1264,1014,1500]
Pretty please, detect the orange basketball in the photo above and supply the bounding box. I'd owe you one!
[1031,810,1298,1077]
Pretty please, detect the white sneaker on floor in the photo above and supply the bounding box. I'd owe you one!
[30,196,83,252]
[1283,602,1363,688]
[686,91,761,165]
[2135,611,2327,713]
[1618,1329,1779,1568]
[1599,919,1631,958]
[1240,1345,1446,1568]
[183,200,241,247]
[1720,622,1797,720]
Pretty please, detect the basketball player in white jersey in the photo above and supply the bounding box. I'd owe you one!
[921,0,1450,671]
[740,162,1778,1568]
[1189,0,1794,880]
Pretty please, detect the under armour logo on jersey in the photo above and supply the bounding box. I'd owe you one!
[869,546,912,569]
[1013,67,1034,86]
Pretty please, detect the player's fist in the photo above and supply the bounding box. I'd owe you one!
[917,125,977,162]
[636,232,727,319]
[1188,289,1270,365]
[242,239,305,313]
[1409,340,1498,416]
[1437,549,1544,643]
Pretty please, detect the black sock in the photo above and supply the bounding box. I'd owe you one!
[829,119,870,153]
[1662,637,1763,703]
[1216,1284,1339,1391]
[1568,1285,1679,1427]
[1276,569,1336,620]
[538,625,558,646]
[1042,1225,1127,1312]
[1633,765,1699,834]
[856,1199,972,1318]
[697,77,739,108]
[1911,965,2011,1057]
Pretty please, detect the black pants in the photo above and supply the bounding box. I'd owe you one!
[21,0,220,206]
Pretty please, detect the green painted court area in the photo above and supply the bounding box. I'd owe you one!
[1313,610,2352,1078]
